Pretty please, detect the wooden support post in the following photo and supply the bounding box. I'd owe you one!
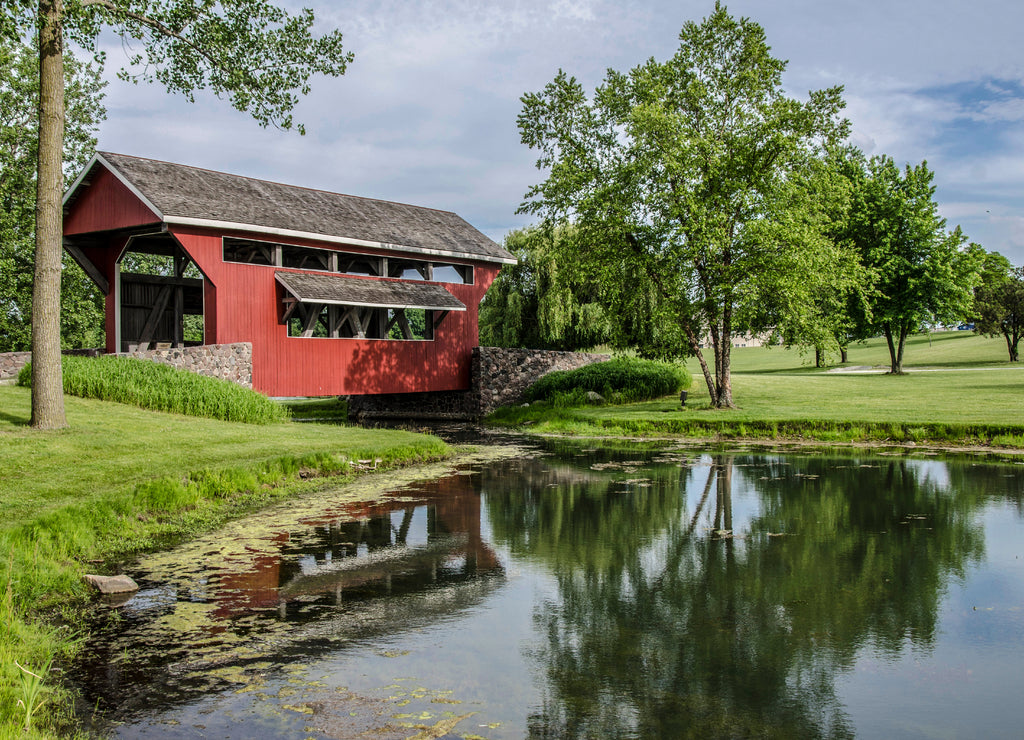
[136,284,173,351]
[328,305,338,338]
[300,303,323,337]
[396,310,413,340]
[281,297,299,323]
[63,241,109,293]
[173,286,184,346]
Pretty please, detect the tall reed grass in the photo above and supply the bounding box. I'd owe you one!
[18,356,286,424]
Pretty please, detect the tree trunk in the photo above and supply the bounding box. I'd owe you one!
[716,338,733,407]
[815,346,824,368]
[883,326,903,374]
[715,303,734,408]
[839,345,848,364]
[30,0,67,429]
[684,323,718,407]
[894,324,909,374]
[1006,331,1019,362]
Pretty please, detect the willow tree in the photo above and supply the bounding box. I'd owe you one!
[517,3,847,407]
[9,0,353,429]
[479,226,610,350]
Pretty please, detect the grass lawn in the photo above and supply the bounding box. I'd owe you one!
[714,328,1012,373]
[0,384,449,737]
[0,386,436,524]
[492,331,1024,444]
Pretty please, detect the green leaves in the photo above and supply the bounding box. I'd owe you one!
[0,36,105,352]
[844,155,983,371]
[479,226,611,350]
[517,4,848,406]
[70,0,354,132]
[971,257,1024,361]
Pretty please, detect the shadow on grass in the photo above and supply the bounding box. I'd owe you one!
[0,408,30,426]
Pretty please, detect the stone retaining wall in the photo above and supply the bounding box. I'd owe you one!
[472,346,611,416]
[0,344,253,388]
[0,351,32,381]
[122,343,253,388]
[348,346,609,420]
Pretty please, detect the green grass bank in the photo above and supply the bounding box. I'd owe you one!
[488,331,1024,448]
[0,383,449,737]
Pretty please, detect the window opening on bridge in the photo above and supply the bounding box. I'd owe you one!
[224,237,472,284]
[119,233,205,351]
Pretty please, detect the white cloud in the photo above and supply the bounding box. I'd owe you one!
[88,0,1024,264]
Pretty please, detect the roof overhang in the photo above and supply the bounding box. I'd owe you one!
[167,216,517,265]
[64,153,517,267]
[275,271,466,312]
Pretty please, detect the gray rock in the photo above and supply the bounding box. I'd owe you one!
[84,574,139,594]
[585,391,606,404]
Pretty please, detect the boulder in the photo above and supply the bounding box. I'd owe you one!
[84,574,139,594]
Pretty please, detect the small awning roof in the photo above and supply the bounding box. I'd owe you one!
[275,271,466,311]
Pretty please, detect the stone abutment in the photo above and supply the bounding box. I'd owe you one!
[347,346,610,421]
[0,344,253,388]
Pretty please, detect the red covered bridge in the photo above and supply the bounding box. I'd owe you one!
[62,152,514,397]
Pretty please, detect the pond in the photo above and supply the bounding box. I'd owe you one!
[70,440,1024,738]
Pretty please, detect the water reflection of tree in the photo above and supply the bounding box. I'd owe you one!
[483,453,987,739]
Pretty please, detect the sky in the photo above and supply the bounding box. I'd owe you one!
[94,0,1024,266]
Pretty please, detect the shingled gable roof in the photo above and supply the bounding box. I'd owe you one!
[64,152,516,265]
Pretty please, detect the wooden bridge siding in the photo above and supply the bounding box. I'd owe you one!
[63,167,161,236]
[170,226,498,397]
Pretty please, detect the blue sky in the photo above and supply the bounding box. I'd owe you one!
[95,0,1024,265]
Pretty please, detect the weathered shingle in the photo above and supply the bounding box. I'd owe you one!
[85,152,513,264]
[275,271,466,310]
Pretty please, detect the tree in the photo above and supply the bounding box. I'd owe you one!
[479,226,610,350]
[971,252,1024,362]
[9,0,354,429]
[1,36,106,353]
[845,155,982,374]
[749,148,866,368]
[483,452,984,736]
[517,2,847,407]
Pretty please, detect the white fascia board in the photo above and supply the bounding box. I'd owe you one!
[62,153,165,220]
[164,215,518,265]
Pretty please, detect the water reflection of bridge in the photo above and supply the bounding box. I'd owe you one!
[210,472,503,620]
[74,470,505,724]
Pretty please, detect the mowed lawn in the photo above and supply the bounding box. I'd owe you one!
[525,331,1024,434]
[0,384,446,527]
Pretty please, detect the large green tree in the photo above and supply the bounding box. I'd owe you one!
[0,36,106,353]
[845,155,982,374]
[479,226,610,350]
[749,148,866,368]
[517,3,847,407]
[971,252,1024,362]
[9,0,353,429]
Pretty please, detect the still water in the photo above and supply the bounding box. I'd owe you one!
[73,440,1024,738]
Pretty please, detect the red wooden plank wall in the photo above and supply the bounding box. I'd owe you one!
[63,167,161,235]
[170,226,499,397]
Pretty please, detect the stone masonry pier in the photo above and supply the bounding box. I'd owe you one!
[347,346,609,421]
